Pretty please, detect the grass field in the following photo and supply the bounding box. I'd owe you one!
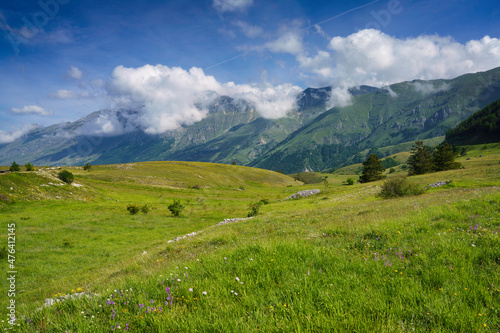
[0,143,499,332]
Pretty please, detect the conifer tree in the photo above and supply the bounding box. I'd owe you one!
[433,143,461,171]
[407,141,434,176]
[359,154,385,183]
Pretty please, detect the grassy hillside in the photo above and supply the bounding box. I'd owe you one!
[0,146,499,331]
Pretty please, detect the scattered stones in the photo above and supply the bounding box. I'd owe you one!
[279,189,320,202]
[215,217,254,226]
[425,181,452,188]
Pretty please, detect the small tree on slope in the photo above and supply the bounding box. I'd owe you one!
[359,154,386,183]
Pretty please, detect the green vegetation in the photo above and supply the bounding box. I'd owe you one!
[433,142,462,171]
[83,163,92,171]
[58,170,74,184]
[24,162,35,171]
[407,141,434,176]
[9,161,20,172]
[446,98,500,145]
[378,176,426,199]
[126,204,141,215]
[0,145,499,332]
[168,199,184,217]
[346,177,355,185]
[358,154,385,183]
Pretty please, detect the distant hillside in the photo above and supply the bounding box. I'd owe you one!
[445,99,500,145]
[1,67,500,173]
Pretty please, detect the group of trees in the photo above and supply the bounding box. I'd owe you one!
[9,162,35,172]
[407,141,461,176]
[358,141,461,183]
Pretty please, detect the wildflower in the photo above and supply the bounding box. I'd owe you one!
[236,277,240,282]
[177,279,181,282]
[234,292,238,295]
[139,304,143,308]
[202,291,207,295]
[151,299,154,304]
[189,288,193,292]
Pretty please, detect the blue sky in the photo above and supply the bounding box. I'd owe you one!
[1,0,500,139]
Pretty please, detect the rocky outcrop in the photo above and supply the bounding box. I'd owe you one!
[280,189,320,202]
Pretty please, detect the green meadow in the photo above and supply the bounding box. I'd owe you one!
[0,144,499,332]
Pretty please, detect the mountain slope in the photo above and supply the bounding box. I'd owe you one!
[251,67,500,173]
[445,98,500,145]
[1,67,500,171]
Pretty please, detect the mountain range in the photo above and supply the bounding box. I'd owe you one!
[1,67,500,173]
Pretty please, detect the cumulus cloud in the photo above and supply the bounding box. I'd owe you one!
[297,29,500,107]
[67,66,83,80]
[0,124,37,144]
[213,0,253,13]
[325,29,500,87]
[105,64,301,135]
[11,105,53,116]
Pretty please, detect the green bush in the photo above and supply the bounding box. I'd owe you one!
[25,162,35,171]
[127,204,141,215]
[58,170,74,184]
[9,162,20,172]
[346,178,355,185]
[378,176,425,199]
[141,204,151,214]
[259,198,270,205]
[83,163,92,171]
[168,199,184,217]
[247,202,262,217]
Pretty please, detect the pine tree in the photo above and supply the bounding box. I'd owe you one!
[9,161,20,172]
[407,141,434,176]
[359,154,386,183]
[433,143,461,171]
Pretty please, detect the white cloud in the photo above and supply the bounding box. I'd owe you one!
[0,124,37,144]
[213,0,253,13]
[264,31,303,55]
[413,82,451,94]
[11,105,53,116]
[50,89,91,99]
[295,29,500,107]
[232,20,263,38]
[67,66,83,80]
[324,29,500,87]
[105,64,301,135]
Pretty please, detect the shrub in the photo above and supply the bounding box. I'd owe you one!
[389,168,396,174]
[83,163,92,171]
[9,162,20,172]
[346,178,355,185]
[378,176,425,199]
[141,204,151,213]
[247,201,262,217]
[25,162,35,171]
[127,204,141,215]
[58,170,74,184]
[259,198,270,205]
[168,199,184,217]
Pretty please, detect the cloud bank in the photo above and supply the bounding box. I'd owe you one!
[296,29,500,106]
[0,124,37,144]
[104,64,301,135]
